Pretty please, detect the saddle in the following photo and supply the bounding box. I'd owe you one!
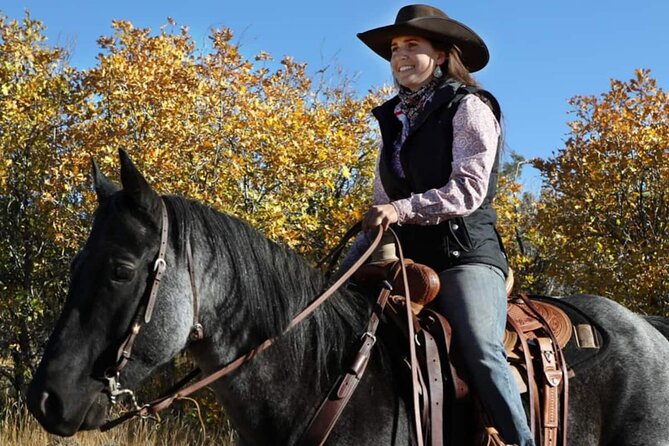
[352,259,599,446]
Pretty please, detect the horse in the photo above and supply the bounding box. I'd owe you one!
[27,150,669,445]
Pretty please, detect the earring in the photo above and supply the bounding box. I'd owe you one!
[433,66,443,78]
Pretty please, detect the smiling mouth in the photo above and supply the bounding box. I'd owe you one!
[398,66,414,73]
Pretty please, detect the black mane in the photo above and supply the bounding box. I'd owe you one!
[162,195,372,376]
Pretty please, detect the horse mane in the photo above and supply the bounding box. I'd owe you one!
[162,195,373,378]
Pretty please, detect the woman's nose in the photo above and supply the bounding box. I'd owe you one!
[392,51,407,61]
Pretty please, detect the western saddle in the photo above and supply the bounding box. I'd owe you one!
[350,250,599,446]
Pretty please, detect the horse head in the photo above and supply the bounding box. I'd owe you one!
[27,150,194,436]
[27,149,403,445]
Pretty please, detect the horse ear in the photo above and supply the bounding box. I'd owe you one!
[118,149,159,211]
[91,158,120,203]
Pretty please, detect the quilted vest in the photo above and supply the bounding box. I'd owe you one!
[372,82,508,275]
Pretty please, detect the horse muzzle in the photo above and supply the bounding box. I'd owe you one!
[27,378,110,436]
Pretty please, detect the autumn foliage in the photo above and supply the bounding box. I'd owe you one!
[0,13,381,415]
[533,70,669,312]
[0,12,87,402]
[1,10,668,442]
[56,18,381,257]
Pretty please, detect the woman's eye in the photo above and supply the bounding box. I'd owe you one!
[113,265,135,282]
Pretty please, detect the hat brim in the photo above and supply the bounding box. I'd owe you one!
[357,17,489,72]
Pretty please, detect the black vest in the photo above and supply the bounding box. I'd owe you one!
[372,83,508,275]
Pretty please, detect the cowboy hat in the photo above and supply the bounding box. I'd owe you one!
[357,4,489,72]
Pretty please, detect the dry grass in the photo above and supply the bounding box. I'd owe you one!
[0,405,237,446]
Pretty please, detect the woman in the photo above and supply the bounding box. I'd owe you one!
[351,4,535,446]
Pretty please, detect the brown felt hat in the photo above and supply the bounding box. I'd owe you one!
[357,4,489,72]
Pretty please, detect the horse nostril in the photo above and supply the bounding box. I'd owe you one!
[38,391,50,417]
[34,390,62,421]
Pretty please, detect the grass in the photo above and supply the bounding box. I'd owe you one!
[0,405,237,446]
[0,354,239,445]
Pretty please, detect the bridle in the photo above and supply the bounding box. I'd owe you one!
[99,201,406,442]
[103,199,204,411]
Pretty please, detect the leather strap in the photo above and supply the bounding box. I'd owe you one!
[537,337,560,446]
[421,309,468,401]
[423,330,443,446]
[388,229,425,446]
[506,314,539,440]
[101,225,386,431]
[299,283,392,445]
[186,239,204,341]
[384,229,425,446]
[518,294,569,446]
[301,239,430,446]
[316,221,362,278]
[110,200,169,375]
[415,360,430,440]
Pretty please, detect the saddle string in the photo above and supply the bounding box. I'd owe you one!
[101,223,388,431]
[506,313,538,438]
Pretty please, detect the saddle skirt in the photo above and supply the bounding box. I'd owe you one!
[504,299,573,359]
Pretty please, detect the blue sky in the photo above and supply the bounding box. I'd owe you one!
[3,1,668,190]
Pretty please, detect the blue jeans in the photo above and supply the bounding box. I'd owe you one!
[435,263,535,446]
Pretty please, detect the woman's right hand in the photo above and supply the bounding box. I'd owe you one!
[362,204,398,232]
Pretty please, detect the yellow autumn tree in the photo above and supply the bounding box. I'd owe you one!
[495,154,548,294]
[1,15,382,411]
[0,12,88,398]
[58,20,380,261]
[0,14,385,444]
[534,70,669,313]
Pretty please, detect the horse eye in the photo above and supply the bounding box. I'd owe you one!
[112,265,135,282]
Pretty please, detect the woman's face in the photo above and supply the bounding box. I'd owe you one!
[390,35,446,91]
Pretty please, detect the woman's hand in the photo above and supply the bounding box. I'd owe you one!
[362,204,399,231]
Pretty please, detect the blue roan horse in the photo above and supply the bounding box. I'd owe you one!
[27,151,669,445]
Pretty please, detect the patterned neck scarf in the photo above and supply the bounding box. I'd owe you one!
[388,78,443,179]
[397,78,442,126]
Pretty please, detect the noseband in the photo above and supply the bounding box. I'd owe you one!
[104,199,204,410]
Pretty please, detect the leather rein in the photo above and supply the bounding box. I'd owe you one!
[99,201,403,436]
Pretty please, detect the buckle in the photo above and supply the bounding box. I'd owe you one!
[360,331,377,345]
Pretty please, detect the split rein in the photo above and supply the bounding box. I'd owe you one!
[99,202,403,433]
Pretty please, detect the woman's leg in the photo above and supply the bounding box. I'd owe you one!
[435,263,534,446]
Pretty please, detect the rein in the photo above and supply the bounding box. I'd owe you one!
[100,212,389,432]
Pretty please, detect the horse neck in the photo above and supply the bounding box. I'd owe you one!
[182,210,372,440]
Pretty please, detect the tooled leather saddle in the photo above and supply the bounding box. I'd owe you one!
[352,259,600,446]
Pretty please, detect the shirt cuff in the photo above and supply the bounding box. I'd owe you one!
[391,199,413,225]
